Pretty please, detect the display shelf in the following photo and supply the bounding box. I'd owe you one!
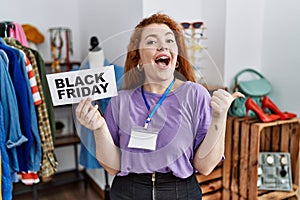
[258,184,299,200]
[196,163,223,200]
[44,61,81,74]
[54,134,81,147]
[31,103,84,200]
[222,117,300,200]
[13,170,87,198]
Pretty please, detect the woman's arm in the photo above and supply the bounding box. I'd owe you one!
[76,98,121,175]
[93,123,121,175]
[193,90,244,175]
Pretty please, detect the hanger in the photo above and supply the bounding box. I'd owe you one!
[0,21,15,37]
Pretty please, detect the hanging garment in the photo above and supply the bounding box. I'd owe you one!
[4,39,42,104]
[3,42,42,173]
[18,50,42,172]
[31,49,58,177]
[22,51,42,106]
[0,44,27,173]
[4,38,58,177]
[0,104,13,200]
[9,22,28,47]
[0,150,1,200]
[0,39,34,173]
[31,49,56,140]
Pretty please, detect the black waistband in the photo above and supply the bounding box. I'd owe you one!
[126,172,194,183]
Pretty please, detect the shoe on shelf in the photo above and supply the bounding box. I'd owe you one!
[20,172,34,185]
[262,96,297,120]
[245,97,281,123]
[29,171,40,184]
[19,171,40,185]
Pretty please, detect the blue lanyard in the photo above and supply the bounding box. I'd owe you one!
[142,78,175,129]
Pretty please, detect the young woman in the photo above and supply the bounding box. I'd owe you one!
[76,13,243,200]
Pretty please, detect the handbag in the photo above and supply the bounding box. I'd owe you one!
[229,68,272,117]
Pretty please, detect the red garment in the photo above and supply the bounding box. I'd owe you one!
[24,53,42,105]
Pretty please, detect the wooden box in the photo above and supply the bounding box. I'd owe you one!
[222,117,300,200]
[197,164,223,200]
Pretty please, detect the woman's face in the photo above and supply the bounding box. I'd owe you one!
[138,23,179,83]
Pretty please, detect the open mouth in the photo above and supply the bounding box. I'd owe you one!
[155,56,170,66]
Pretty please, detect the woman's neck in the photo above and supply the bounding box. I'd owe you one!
[143,78,180,94]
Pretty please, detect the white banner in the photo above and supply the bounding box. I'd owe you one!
[46,65,118,106]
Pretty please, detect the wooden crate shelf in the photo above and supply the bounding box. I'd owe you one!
[197,163,223,199]
[258,184,299,200]
[222,117,300,200]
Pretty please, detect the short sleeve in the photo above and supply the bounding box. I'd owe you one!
[192,86,212,151]
[104,97,120,147]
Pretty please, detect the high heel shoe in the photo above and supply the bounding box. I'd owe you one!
[245,98,281,123]
[262,96,297,120]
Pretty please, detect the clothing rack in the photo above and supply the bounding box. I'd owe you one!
[0,22,58,200]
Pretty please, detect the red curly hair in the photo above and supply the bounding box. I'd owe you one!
[122,13,196,90]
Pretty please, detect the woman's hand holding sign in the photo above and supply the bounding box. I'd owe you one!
[76,97,121,174]
[76,98,105,131]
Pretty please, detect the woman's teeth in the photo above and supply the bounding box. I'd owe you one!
[155,56,170,65]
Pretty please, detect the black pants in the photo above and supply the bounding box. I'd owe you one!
[110,173,202,200]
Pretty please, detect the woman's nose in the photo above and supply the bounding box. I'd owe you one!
[157,46,168,51]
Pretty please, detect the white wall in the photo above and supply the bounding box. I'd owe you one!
[1,0,142,66]
[1,0,81,62]
[223,0,265,88]
[78,0,143,66]
[143,0,226,86]
[261,0,300,115]
[224,0,300,115]
[200,0,226,86]
[143,0,203,21]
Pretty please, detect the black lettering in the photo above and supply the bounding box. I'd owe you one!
[95,73,105,83]
[76,88,81,97]
[65,78,74,87]
[57,90,65,99]
[74,76,84,86]
[99,83,109,93]
[81,87,91,97]
[66,88,76,98]
[91,85,101,95]
[55,79,65,89]
[84,75,94,85]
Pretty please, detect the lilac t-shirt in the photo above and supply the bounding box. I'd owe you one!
[104,81,212,178]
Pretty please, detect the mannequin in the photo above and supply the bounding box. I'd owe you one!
[83,36,111,197]
[88,36,105,69]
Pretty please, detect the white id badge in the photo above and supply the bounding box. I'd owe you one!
[128,126,159,151]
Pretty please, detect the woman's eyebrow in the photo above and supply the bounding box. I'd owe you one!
[144,34,157,40]
[144,31,174,40]
[165,31,174,36]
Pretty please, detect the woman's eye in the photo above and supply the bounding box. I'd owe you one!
[166,39,175,43]
[146,40,157,45]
